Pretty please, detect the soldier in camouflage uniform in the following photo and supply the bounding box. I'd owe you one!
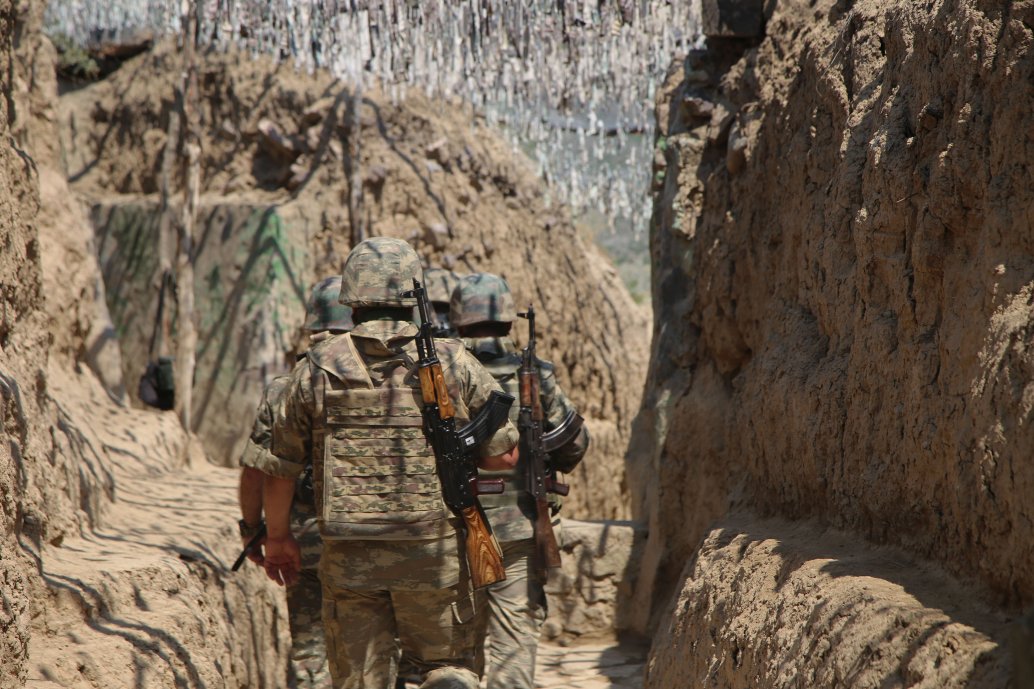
[423,268,463,337]
[260,238,519,689]
[238,276,354,689]
[449,273,589,689]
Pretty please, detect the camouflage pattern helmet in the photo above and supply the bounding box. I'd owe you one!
[424,268,462,305]
[449,272,517,327]
[339,237,423,308]
[305,276,354,332]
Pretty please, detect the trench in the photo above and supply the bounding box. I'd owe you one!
[18,1,1029,687]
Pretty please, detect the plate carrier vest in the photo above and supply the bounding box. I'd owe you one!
[309,333,453,540]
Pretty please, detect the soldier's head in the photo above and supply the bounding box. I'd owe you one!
[339,237,423,323]
[305,276,354,335]
[449,272,516,339]
[424,267,462,336]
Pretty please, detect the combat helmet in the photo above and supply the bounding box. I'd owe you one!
[424,268,463,336]
[449,272,517,327]
[304,276,354,332]
[339,237,423,308]
[424,268,462,306]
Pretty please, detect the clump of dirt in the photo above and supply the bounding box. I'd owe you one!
[61,42,650,519]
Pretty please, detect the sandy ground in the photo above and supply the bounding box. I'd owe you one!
[535,636,647,689]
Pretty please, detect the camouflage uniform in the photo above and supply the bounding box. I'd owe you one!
[449,274,589,689]
[241,377,330,689]
[267,239,518,689]
[238,276,353,689]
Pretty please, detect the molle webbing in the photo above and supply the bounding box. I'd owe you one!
[321,385,450,540]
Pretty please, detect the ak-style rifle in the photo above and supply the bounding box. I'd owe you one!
[403,278,513,589]
[517,305,583,582]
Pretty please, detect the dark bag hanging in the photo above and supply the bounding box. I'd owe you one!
[138,271,176,411]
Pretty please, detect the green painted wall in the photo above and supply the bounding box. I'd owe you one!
[93,200,312,465]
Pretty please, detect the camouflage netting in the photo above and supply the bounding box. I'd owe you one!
[46,0,700,238]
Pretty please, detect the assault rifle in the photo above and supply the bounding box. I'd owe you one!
[403,278,513,589]
[517,305,583,582]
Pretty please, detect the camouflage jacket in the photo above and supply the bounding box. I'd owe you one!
[238,373,317,515]
[239,375,291,473]
[463,336,589,542]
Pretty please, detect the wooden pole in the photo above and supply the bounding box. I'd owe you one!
[346,81,365,246]
[175,0,201,431]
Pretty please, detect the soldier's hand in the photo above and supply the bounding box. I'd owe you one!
[263,535,301,586]
[479,444,519,471]
[241,534,265,566]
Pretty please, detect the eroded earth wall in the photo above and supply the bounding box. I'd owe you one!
[634,0,1033,684]
[1,3,289,686]
[1,0,47,682]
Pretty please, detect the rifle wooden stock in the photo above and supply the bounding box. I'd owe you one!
[461,505,506,588]
[533,498,562,581]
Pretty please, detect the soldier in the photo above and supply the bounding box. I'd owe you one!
[449,273,589,689]
[423,267,463,337]
[237,276,354,689]
[260,237,519,689]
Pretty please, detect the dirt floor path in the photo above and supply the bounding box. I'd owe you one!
[534,636,648,689]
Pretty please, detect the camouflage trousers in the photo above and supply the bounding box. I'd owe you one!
[320,542,486,689]
[481,539,547,689]
[288,508,330,689]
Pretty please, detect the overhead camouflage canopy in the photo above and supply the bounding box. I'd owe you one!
[46,0,701,236]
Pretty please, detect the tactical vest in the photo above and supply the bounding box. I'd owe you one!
[309,333,453,541]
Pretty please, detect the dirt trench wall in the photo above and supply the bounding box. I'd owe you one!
[1,0,48,684]
[62,45,650,519]
[633,0,1034,681]
[1,4,289,686]
[646,513,1009,688]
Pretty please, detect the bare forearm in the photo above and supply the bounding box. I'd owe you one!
[263,476,296,539]
[239,467,265,525]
